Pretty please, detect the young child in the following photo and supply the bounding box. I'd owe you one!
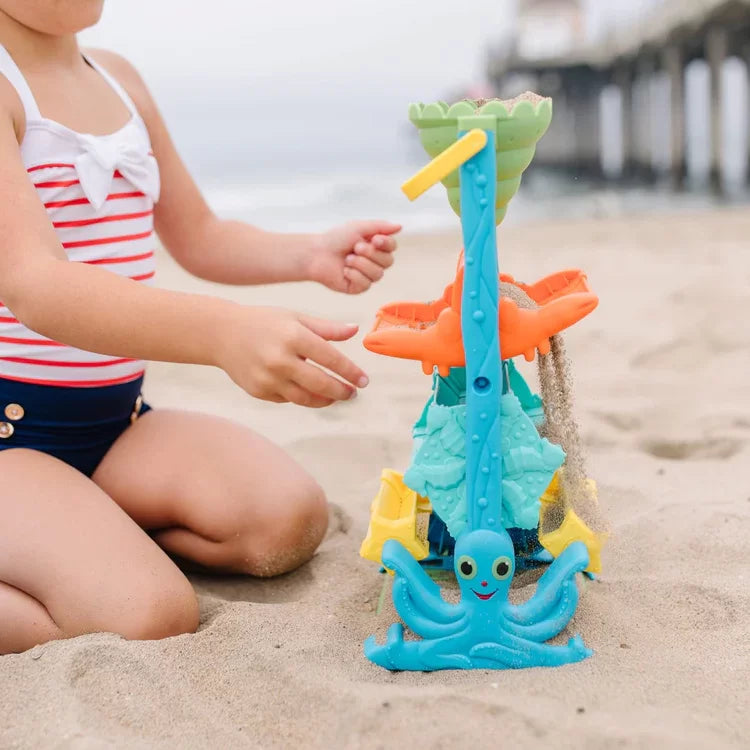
[0,0,401,654]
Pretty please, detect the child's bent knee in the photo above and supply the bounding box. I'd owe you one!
[234,479,329,578]
[279,478,329,567]
[300,479,329,544]
[118,577,199,641]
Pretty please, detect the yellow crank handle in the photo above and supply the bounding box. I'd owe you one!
[401,129,488,201]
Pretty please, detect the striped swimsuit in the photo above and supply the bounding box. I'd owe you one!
[0,44,161,475]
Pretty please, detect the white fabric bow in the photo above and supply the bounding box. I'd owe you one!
[75,133,160,212]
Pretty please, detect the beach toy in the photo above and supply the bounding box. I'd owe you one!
[404,385,565,538]
[364,260,598,376]
[539,471,607,574]
[361,94,607,671]
[365,533,591,671]
[506,359,544,425]
[360,470,432,565]
[408,94,553,225]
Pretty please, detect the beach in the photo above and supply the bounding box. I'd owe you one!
[1,206,748,749]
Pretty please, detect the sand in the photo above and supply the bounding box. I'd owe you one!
[1,207,749,749]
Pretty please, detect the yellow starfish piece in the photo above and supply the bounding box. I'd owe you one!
[360,469,432,567]
[539,509,606,574]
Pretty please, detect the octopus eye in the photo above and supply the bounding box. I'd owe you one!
[457,555,477,580]
[492,556,512,580]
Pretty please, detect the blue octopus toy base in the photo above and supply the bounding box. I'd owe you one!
[365,530,592,671]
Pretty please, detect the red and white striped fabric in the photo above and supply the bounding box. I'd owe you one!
[0,44,160,387]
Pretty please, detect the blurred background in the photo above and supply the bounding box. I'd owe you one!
[82,0,750,232]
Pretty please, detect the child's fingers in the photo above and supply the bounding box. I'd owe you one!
[265,393,288,404]
[353,244,395,269]
[371,234,397,253]
[281,382,335,409]
[299,330,369,388]
[298,316,358,342]
[292,360,355,402]
[345,254,384,282]
[343,267,373,294]
[355,220,402,238]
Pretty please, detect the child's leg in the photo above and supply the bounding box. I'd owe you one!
[0,582,61,653]
[0,449,199,654]
[92,410,329,577]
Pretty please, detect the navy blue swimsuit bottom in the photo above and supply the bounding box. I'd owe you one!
[0,376,151,477]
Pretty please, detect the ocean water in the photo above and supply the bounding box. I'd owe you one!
[199,165,732,236]
[199,166,456,234]
[157,78,746,235]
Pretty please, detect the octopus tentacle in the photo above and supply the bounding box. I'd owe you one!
[364,624,405,670]
[502,579,580,642]
[470,633,591,669]
[420,637,474,670]
[382,539,463,624]
[507,541,588,625]
[392,577,467,639]
[366,627,474,671]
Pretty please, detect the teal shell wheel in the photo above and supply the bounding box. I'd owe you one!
[408,93,552,225]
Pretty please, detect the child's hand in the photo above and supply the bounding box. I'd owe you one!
[219,306,368,408]
[308,220,401,294]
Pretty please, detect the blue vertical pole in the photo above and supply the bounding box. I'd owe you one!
[458,120,502,532]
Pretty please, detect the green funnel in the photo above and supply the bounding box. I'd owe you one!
[408,92,552,225]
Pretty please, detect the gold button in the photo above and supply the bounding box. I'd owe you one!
[130,394,144,424]
[0,422,14,439]
[4,403,24,421]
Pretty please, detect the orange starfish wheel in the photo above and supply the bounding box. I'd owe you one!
[364,254,598,376]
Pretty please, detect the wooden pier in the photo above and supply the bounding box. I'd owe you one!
[488,0,750,192]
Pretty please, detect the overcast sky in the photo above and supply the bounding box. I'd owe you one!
[78,1,660,179]
[82,0,514,95]
[79,1,524,175]
[79,1,660,109]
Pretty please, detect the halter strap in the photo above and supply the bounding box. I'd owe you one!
[82,53,138,117]
[0,43,42,121]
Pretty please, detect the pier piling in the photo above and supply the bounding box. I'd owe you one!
[706,27,729,193]
[664,45,687,189]
[487,0,750,194]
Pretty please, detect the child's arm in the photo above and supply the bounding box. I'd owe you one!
[87,50,401,294]
[0,82,366,408]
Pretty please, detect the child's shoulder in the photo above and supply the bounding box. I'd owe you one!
[0,65,26,143]
[82,48,155,119]
[82,48,141,84]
